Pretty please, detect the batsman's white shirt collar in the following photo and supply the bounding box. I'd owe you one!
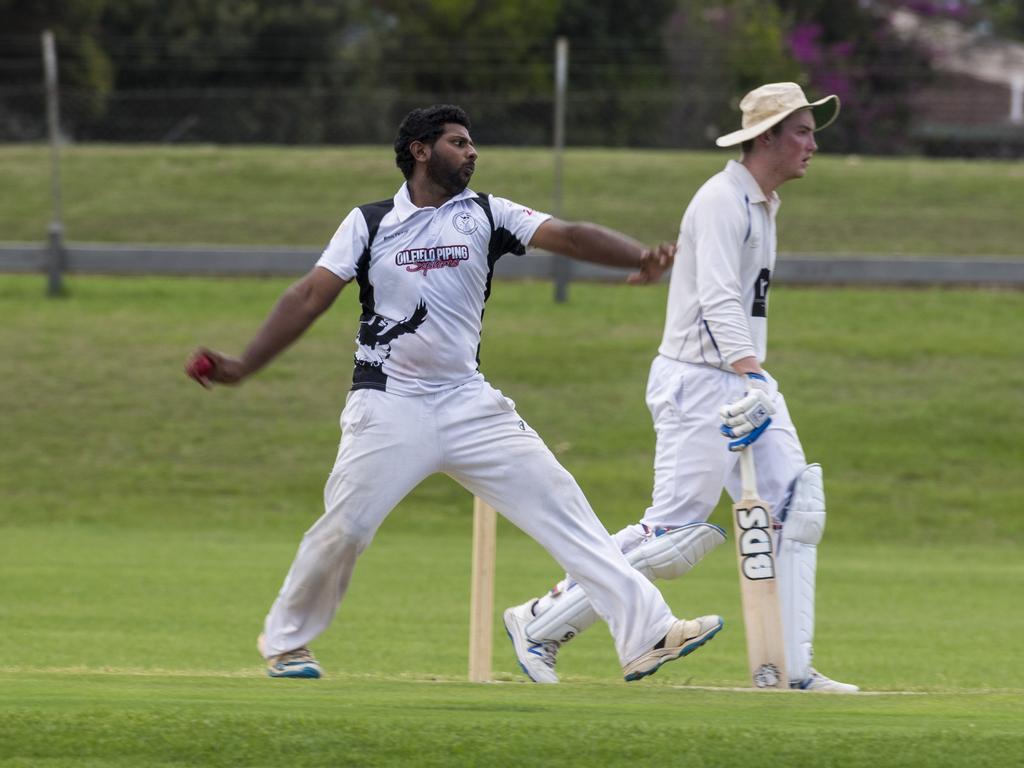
[724,159,779,207]
[393,183,479,223]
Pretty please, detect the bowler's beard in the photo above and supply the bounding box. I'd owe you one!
[426,152,471,197]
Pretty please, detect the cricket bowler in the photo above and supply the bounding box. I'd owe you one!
[186,104,723,681]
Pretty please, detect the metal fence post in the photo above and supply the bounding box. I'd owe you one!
[1011,76,1023,125]
[42,30,66,297]
[552,36,570,303]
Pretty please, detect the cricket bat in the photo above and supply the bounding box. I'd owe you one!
[733,447,788,689]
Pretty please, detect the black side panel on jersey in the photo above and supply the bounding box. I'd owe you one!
[470,193,526,303]
[354,199,394,314]
[352,199,396,391]
[470,192,513,367]
[751,267,771,318]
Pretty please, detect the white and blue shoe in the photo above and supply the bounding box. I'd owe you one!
[622,615,723,682]
[258,633,322,679]
[503,601,560,684]
[791,668,858,693]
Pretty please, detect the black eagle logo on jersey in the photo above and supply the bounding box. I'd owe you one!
[355,301,429,367]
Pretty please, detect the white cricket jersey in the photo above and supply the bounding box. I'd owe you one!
[658,160,779,370]
[316,183,551,395]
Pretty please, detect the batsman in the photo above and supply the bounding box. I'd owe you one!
[504,83,858,693]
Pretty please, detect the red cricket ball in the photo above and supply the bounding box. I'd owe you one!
[187,354,214,380]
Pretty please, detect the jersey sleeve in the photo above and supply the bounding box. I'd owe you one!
[315,207,369,281]
[690,188,758,364]
[486,195,552,255]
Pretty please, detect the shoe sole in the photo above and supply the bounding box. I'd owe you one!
[502,609,557,684]
[793,682,860,693]
[260,634,322,679]
[267,664,322,679]
[624,618,723,682]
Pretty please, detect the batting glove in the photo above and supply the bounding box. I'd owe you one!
[719,372,777,451]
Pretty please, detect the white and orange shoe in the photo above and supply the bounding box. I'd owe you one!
[622,615,723,682]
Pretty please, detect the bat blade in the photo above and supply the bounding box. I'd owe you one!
[734,449,788,689]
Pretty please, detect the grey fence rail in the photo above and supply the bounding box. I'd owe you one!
[2,242,1023,286]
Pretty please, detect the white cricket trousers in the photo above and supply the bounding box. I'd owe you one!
[620,355,807,542]
[262,375,675,666]
[599,358,819,684]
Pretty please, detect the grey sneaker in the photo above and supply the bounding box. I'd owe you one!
[791,668,858,693]
[258,633,322,679]
[622,615,723,682]
[503,600,560,684]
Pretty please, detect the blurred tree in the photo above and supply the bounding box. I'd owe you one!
[93,0,372,142]
[0,0,114,134]
[367,0,561,144]
[986,0,1024,37]
[663,1,801,148]
[3,0,999,152]
[552,0,677,145]
[777,0,933,153]
[365,0,684,146]
[722,0,803,92]
[0,0,385,141]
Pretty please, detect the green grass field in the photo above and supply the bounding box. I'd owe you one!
[2,144,1024,256]
[1,274,1022,766]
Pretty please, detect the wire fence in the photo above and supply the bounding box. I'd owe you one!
[2,33,1024,155]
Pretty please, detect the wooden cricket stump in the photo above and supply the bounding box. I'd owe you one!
[468,496,497,682]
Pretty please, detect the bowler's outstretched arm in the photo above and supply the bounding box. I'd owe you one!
[530,218,674,285]
[186,266,348,387]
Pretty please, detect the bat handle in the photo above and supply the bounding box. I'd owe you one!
[738,446,759,500]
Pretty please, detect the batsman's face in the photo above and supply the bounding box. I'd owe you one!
[426,123,478,196]
[772,109,818,181]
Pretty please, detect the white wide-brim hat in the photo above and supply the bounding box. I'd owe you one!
[715,82,840,147]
